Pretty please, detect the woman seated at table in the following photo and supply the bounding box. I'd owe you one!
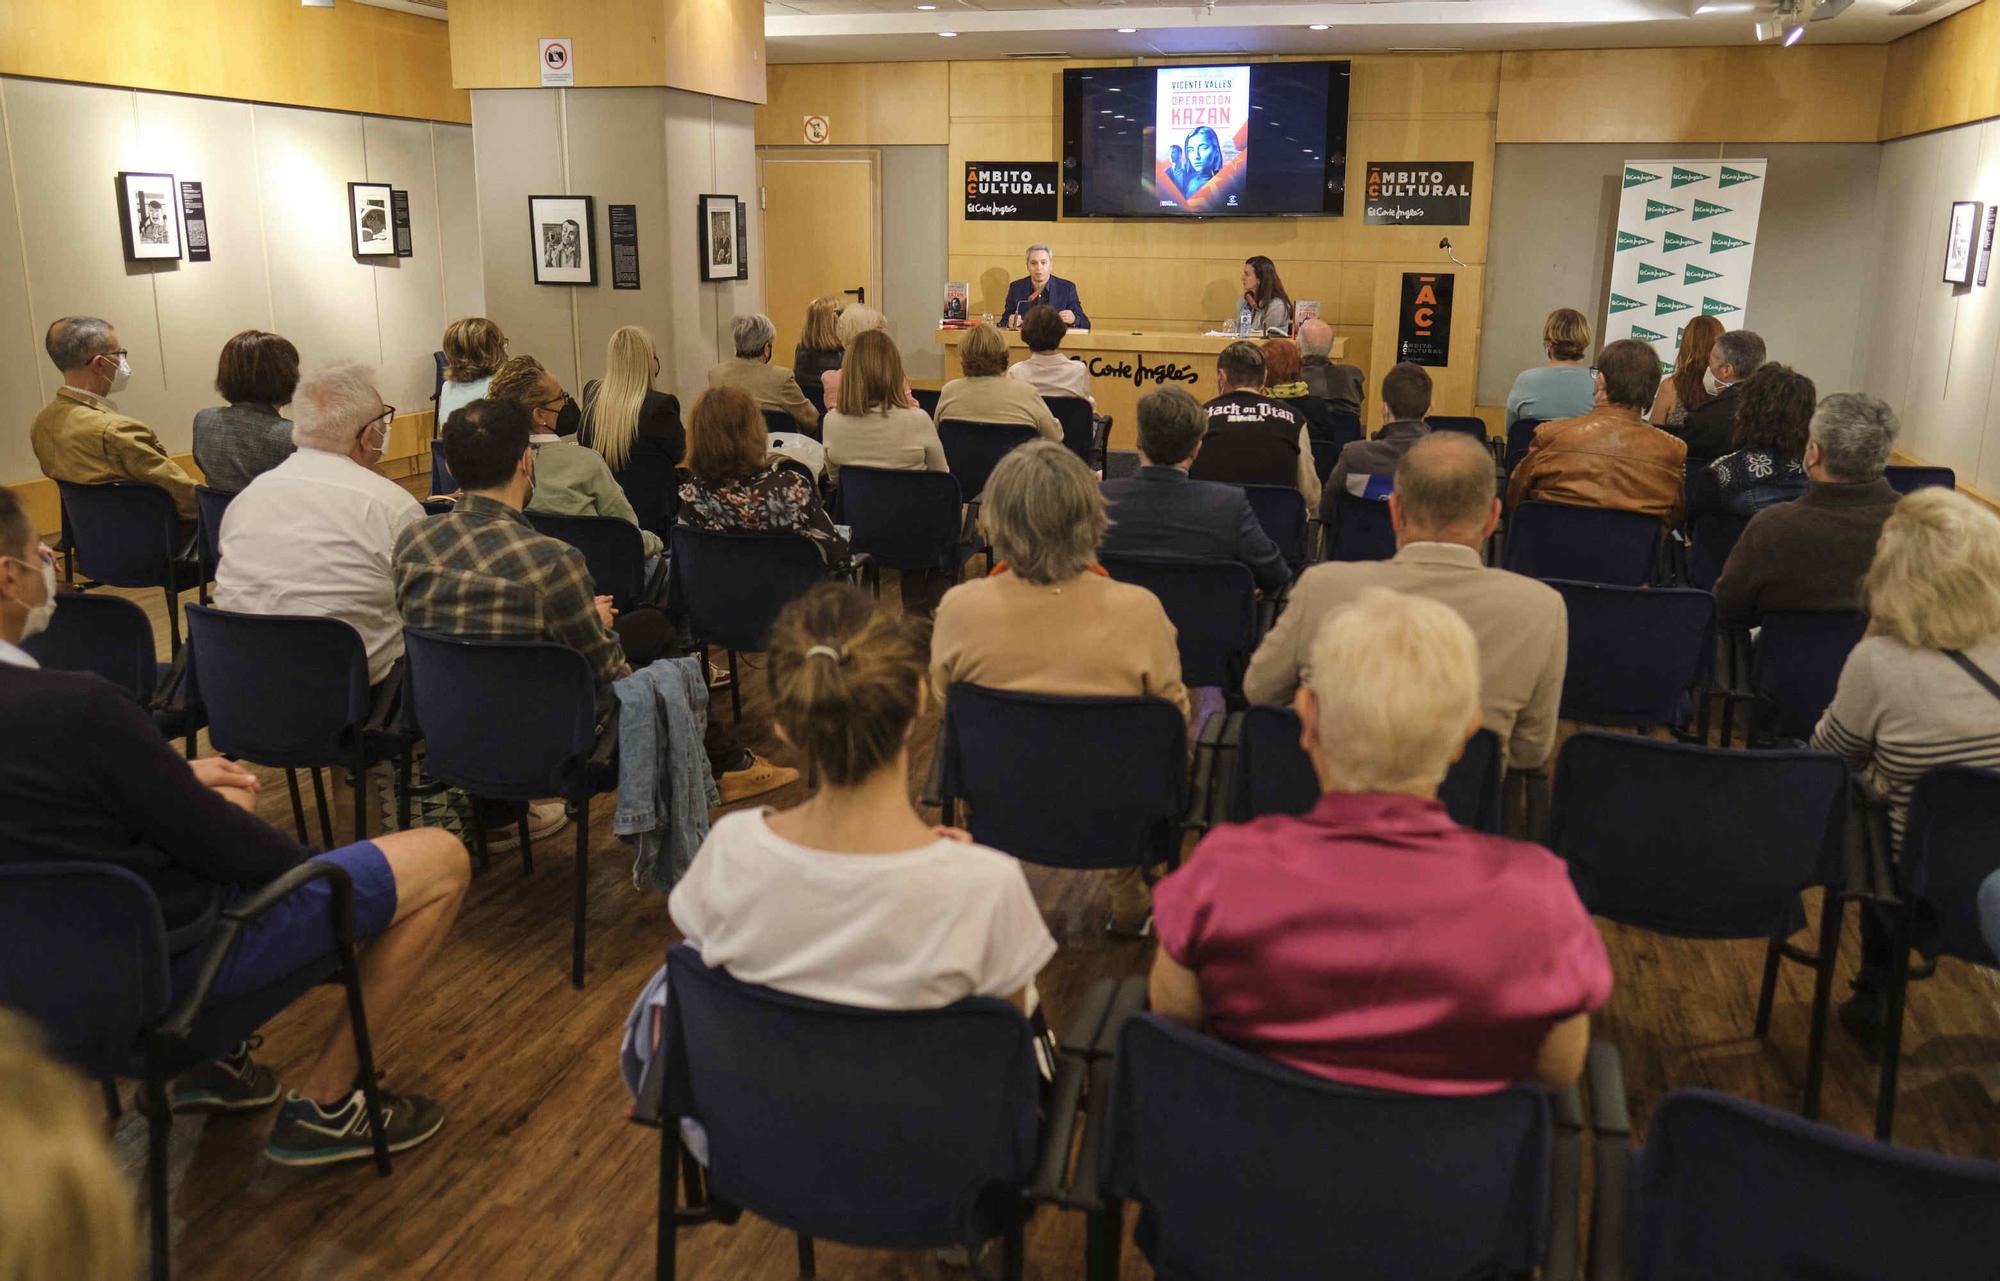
[1239,256,1293,336]
[934,323,1059,441]
[822,330,945,483]
[678,386,849,568]
[1150,587,1612,1093]
[1685,363,1814,521]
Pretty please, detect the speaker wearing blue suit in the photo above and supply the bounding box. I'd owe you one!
[1002,244,1089,330]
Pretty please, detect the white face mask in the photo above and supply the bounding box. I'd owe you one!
[365,420,389,466]
[1702,367,1727,397]
[105,353,132,394]
[13,556,56,641]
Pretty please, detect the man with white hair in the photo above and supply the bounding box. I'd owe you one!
[1295,317,1365,418]
[706,312,818,431]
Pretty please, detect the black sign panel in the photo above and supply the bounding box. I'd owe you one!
[736,199,749,281]
[965,162,1060,221]
[608,203,640,290]
[179,181,210,262]
[391,189,413,257]
[1397,272,1454,367]
[1364,162,1475,226]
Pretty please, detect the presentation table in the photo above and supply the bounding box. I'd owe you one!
[933,328,1347,451]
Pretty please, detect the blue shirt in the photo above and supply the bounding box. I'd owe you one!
[1002,275,1089,330]
[1505,366,1596,426]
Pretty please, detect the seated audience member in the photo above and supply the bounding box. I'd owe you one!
[489,355,663,557]
[1506,338,1687,525]
[932,440,1188,936]
[1649,315,1722,429]
[707,313,819,432]
[1505,308,1597,426]
[821,306,914,408]
[0,485,469,1164]
[1263,336,1337,460]
[793,296,845,402]
[1251,433,1565,772]
[1188,340,1321,510]
[934,322,1060,441]
[1811,488,2000,1052]
[0,1009,136,1280]
[679,387,850,568]
[1006,305,1094,405]
[582,325,683,539]
[823,330,946,482]
[1099,386,1289,595]
[1713,393,1901,630]
[437,317,508,427]
[1686,363,1814,522]
[1324,361,1434,511]
[31,315,196,521]
[1151,587,1611,1093]
[192,329,299,492]
[1296,318,1365,417]
[397,399,795,803]
[1676,328,1766,466]
[215,363,423,687]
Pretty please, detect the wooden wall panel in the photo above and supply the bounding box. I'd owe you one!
[1880,0,2000,141]
[662,0,768,106]
[756,62,951,145]
[447,0,664,90]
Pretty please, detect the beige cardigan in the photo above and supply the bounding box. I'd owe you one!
[934,376,1061,441]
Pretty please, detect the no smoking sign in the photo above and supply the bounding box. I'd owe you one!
[803,115,830,146]
[539,38,574,87]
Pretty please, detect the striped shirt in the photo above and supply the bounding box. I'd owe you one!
[1810,635,2000,848]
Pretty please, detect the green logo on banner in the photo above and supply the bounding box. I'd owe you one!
[1684,263,1724,285]
[1644,199,1683,220]
[1663,231,1701,253]
[1637,262,1673,283]
[1711,232,1751,253]
[1655,294,1693,316]
[1623,166,1662,189]
[1720,165,1760,188]
[1615,230,1653,253]
[1609,293,1645,315]
[1675,326,1685,345]
[1692,199,1730,220]
[1671,166,1707,188]
[1630,325,1666,342]
[1702,296,1742,317]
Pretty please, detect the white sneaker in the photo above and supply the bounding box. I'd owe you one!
[484,801,568,853]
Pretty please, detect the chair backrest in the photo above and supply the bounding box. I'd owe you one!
[1884,464,1954,496]
[1043,396,1096,463]
[761,407,797,436]
[1548,731,1847,937]
[1099,555,1256,689]
[1326,493,1397,563]
[1224,705,1504,834]
[1325,409,1365,451]
[0,862,169,1077]
[937,420,1038,502]
[54,480,180,588]
[185,605,372,767]
[1426,415,1488,441]
[194,484,235,581]
[660,945,1039,1249]
[1504,418,1545,473]
[1685,511,1749,591]
[1750,610,1867,741]
[430,451,459,497]
[1899,766,2000,966]
[1503,501,1660,585]
[1547,580,1715,729]
[1237,483,1309,573]
[668,526,828,654]
[431,350,447,406]
[525,510,648,609]
[835,466,964,572]
[1633,1089,2000,1281]
[910,386,941,417]
[19,591,158,700]
[401,627,598,799]
[941,684,1188,869]
[800,378,828,418]
[1187,428,1298,490]
[1104,1013,1550,1279]
[420,497,454,517]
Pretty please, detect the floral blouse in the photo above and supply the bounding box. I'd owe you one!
[677,461,850,566]
[1688,448,1807,520]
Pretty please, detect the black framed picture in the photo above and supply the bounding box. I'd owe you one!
[530,195,597,285]
[700,193,738,283]
[1944,200,1982,286]
[116,171,182,262]
[349,182,395,257]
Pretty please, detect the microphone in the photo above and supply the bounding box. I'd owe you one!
[1439,237,1468,269]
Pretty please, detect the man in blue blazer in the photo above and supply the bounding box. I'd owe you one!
[1100,385,1290,594]
[1003,244,1090,330]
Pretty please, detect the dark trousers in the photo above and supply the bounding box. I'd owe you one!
[614,606,750,779]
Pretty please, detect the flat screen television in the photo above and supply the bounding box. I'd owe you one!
[1061,61,1350,219]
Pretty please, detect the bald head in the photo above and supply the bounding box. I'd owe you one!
[1390,432,1500,548]
[1296,318,1334,359]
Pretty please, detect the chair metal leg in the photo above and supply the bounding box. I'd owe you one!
[728,651,741,722]
[1000,1222,1024,1281]
[1753,936,1783,1038]
[332,889,393,1177]
[518,812,535,876]
[353,752,370,843]
[795,1234,815,1278]
[285,768,308,842]
[572,793,590,988]
[657,1117,678,1281]
[1804,888,1844,1121]
[145,1055,172,1281]
[164,587,182,658]
[395,748,413,832]
[310,767,335,849]
[1875,901,1916,1141]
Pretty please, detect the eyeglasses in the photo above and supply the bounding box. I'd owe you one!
[4,545,55,574]
[97,348,129,361]
[536,393,571,413]
[357,404,396,433]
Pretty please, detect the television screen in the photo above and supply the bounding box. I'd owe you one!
[1062,62,1350,219]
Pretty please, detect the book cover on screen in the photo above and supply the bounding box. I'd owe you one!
[941,281,969,326]
[1155,66,1250,214]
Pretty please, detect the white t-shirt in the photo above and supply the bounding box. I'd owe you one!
[668,809,1056,1011]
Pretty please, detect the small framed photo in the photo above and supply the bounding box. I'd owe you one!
[117,172,181,262]
[349,182,395,257]
[1944,200,1982,286]
[701,193,739,282]
[530,195,597,285]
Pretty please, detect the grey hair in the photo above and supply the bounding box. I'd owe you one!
[731,313,776,359]
[1809,393,1899,482]
[1295,318,1334,358]
[835,306,887,348]
[979,440,1106,584]
[1715,329,1766,378]
[45,316,115,371]
[291,362,384,452]
[1025,243,1051,261]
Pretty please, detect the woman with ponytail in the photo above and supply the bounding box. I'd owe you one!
[581,325,683,537]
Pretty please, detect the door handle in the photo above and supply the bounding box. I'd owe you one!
[843,286,865,305]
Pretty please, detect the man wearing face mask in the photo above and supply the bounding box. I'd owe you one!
[1675,328,1767,469]
[31,316,197,521]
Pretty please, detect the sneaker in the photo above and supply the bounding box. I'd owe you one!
[484,800,568,854]
[265,1087,445,1168]
[716,754,801,806]
[165,1038,282,1114]
[707,662,734,690]
[1105,910,1155,940]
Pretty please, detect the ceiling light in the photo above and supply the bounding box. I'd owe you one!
[938,30,957,36]
[1692,1,1754,11]
[1309,22,1330,29]
[1782,20,1805,42]
[1387,46,1465,53]
[1117,25,1136,31]
[1753,17,1782,37]
[916,3,936,8]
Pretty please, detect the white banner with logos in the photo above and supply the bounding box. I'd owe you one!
[1603,159,1767,369]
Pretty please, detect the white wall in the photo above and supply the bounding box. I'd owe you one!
[880,145,949,382]
[0,77,480,486]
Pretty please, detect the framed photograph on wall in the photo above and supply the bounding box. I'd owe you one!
[700,193,738,283]
[1944,200,1982,285]
[116,171,182,262]
[349,182,396,257]
[529,195,597,285]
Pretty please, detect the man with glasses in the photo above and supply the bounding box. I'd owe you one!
[31,315,198,521]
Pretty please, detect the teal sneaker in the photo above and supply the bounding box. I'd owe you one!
[265,1087,444,1168]
[167,1038,282,1114]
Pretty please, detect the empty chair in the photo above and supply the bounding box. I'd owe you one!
[1324,493,1397,562]
[1885,464,1954,495]
[1237,483,1310,574]
[1100,555,1258,692]
[193,483,235,603]
[669,526,835,720]
[938,420,1038,502]
[525,510,664,611]
[835,466,974,589]
[1547,581,1714,730]
[1744,610,1867,743]
[21,591,199,752]
[910,386,940,417]
[1044,395,1097,464]
[55,480,199,653]
[1503,502,1660,585]
[1685,511,1749,591]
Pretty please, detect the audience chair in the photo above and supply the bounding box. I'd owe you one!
[1504,418,1546,475]
[0,860,392,1281]
[402,628,616,988]
[526,511,667,612]
[1324,493,1397,562]
[430,351,446,411]
[22,590,201,753]
[800,379,827,419]
[1503,502,1661,586]
[1548,732,1849,1117]
[910,387,941,417]
[192,484,235,605]
[1237,483,1313,574]
[834,466,975,597]
[1044,396,1098,465]
[668,527,843,722]
[1726,610,1868,746]
[420,497,454,517]
[760,408,802,438]
[1684,511,1749,591]
[1426,415,1489,441]
[55,480,200,655]
[186,605,413,849]
[1546,581,1715,733]
[430,451,459,498]
[1884,464,1954,495]
[938,420,1038,503]
[1100,555,1260,696]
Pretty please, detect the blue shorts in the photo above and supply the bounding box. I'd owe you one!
[170,841,398,1005]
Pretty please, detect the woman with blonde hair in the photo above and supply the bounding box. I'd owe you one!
[1649,314,1723,428]
[933,322,1059,441]
[582,325,683,536]
[438,317,509,425]
[822,329,945,483]
[490,354,662,555]
[821,306,914,408]
[793,296,845,405]
[678,386,849,567]
[1505,307,1596,425]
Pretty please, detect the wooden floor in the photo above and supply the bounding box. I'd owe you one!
[89,575,2000,1281]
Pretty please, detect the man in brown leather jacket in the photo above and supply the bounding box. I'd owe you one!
[1506,338,1688,525]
